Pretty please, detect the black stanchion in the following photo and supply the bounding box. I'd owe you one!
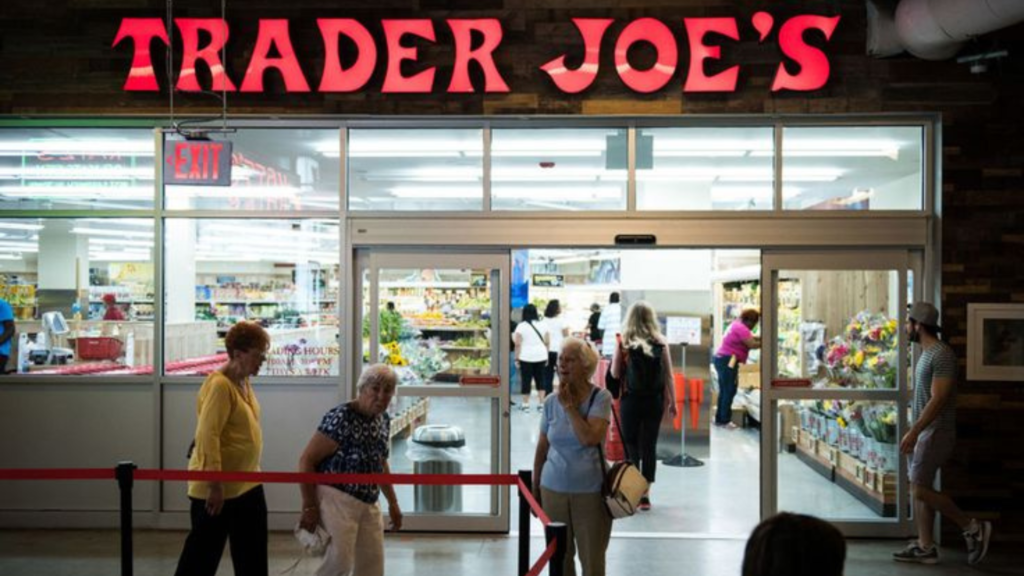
[517,469,532,576]
[545,522,567,576]
[115,461,137,576]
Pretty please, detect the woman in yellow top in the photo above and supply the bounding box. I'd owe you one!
[175,321,270,576]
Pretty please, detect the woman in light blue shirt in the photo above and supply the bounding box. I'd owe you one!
[532,337,612,576]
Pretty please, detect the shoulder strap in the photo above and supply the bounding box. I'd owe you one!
[527,321,547,348]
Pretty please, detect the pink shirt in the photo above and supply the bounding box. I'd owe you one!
[716,320,754,364]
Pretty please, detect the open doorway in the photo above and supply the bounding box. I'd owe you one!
[509,248,762,536]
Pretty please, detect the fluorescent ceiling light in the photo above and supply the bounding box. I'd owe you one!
[80,218,154,227]
[0,139,154,156]
[389,187,479,199]
[0,186,151,198]
[0,167,154,180]
[202,223,339,241]
[71,227,155,238]
[166,186,299,198]
[89,252,151,261]
[89,238,154,247]
[0,242,38,252]
[0,254,23,260]
[494,186,622,201]
[0,222,43,231]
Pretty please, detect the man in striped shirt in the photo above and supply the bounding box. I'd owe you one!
[894,302,992,566]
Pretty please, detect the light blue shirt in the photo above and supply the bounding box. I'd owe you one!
[0,299,13,356]
[539,386,612,494]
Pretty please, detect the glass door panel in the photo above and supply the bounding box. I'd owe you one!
[360,252,509,532]
[762,252,912,537]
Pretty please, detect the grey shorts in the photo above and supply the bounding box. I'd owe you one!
[909,429,955,486]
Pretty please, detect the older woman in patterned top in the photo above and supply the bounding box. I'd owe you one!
[298,364,402,576]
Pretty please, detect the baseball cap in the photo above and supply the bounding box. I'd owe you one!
[908,302,941,331]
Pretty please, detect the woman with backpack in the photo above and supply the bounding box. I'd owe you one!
[514,303,550,412]
[609,301,677,511]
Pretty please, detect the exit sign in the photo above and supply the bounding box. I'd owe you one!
[164,141,233,186]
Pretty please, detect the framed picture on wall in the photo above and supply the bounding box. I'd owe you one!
[967,303,1024,381]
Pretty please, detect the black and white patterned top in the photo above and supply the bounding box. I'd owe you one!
[316,403,391,504]
[913,341,958,437]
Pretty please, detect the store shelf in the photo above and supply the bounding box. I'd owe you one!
[411,325,489,332]
[440,346,491,352]
[793,428,896,518]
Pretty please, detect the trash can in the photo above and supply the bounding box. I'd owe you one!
[408,425,467,513]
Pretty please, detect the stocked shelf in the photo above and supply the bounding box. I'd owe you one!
[789,426,896,518]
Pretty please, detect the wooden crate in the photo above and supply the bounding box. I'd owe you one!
[798,428,817,453]
[838,451,862,478]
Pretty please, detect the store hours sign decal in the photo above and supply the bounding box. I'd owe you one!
[112,13,840,95]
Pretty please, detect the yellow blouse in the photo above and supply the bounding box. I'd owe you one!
[187,371,263,500]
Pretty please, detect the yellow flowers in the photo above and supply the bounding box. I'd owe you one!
[837,417,847,429]
[383,341,408,366]
[853,350,865,368]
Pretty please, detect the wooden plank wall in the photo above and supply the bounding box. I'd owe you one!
[1,0,1023,540]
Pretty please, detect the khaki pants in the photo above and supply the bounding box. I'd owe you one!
[316,486,384,576]
[541,488,612,576]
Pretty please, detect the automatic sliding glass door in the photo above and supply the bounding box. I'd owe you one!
[358,251,510,532]
[761,251,917,537]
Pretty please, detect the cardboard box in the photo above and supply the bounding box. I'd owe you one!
[739,363,761,389]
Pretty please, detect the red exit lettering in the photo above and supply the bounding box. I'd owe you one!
[166,142,230,186]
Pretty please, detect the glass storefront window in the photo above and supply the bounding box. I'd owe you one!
[778,399,899,521]
[783,126,923,210]
[164,129,341,211]
[637,127,775,210]
[0,218,154,375]
[164,219,340,377]
[348,129,484,211]
[0,128,155,210]
[491,128,627,211]
[775,269,900,389]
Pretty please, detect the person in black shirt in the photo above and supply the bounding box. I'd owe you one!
[586,303,603,347]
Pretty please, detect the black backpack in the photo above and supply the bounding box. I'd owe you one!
[625,341,664,397]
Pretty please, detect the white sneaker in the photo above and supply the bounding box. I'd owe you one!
[964,519,992,565]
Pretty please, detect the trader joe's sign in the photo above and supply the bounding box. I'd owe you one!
[113,13,839,95]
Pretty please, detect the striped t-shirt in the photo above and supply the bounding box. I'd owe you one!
[913,341,958,436]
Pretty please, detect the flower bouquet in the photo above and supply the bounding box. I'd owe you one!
[822,312,898,389]
[401,339,450,384]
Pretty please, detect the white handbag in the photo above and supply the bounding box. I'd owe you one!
[587,389,649,519]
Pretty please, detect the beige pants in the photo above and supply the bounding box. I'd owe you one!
[316,485,384,576]
[541,488,612,576]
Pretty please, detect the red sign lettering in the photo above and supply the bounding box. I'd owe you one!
[318,19,377,92]
[113,14,840,95]
[683,18,740,93]
[164,142,232,186]
[772,15,841,92]
[241,20,310,92]
[614,18,677,94]
[381,20,437,93]
[111,18,169,91]
[448,19,509,93]
[539,18,613,94]
[177,19,235,91]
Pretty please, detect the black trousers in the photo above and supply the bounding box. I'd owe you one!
[520,360,548,394]
[619,394,664,484]
[542,351,558,393]
[174,485,268,576]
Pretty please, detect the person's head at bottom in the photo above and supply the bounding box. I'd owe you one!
[742,513,846,576]
[353,364,398,415]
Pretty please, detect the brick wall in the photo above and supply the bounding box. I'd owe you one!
[2,0,1023,539]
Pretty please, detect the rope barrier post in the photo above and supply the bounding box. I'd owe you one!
[116,461,137,576]
[517,469,532,576]
[545,521,567,576]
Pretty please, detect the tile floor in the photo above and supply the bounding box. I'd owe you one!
[0,529,1018,576]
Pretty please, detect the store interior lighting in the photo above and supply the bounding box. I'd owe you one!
[71,227,155,238]
[0,139,155,156]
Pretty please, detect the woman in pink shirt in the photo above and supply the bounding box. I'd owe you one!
[713,309,761,428]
